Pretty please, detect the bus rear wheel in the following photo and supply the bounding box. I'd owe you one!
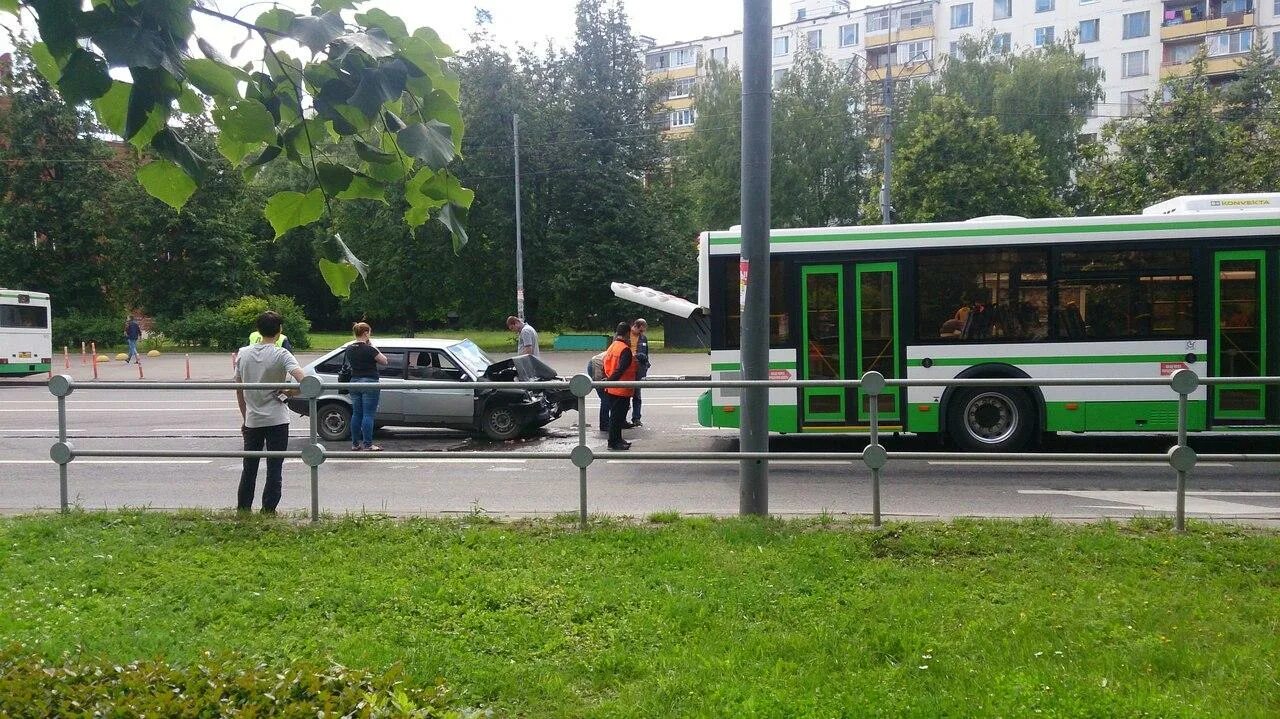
[947,388,1036,452]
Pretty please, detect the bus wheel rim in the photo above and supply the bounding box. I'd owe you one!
[964,392,1018,444]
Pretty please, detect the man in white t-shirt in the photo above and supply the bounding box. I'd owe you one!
[234,311,305,513]
[506,315,540,357]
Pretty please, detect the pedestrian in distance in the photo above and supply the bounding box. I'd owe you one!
[628,318,650,428]
[234,311,306,514]
[602,321,637,451]
[506,315,540,357]
[344,321,388,451]
[124,315,142,364]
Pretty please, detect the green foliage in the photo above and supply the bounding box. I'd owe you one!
[892,97,1061,222]
[50,312,124,349]
[682,62,742,230]
[7,0,471,296]
[0,646,457,717]
[164,295,312,350]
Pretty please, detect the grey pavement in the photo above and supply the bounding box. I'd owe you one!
[2,350,1279,522]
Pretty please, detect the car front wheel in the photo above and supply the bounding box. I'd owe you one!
[316,402,352,442]
[481,405,523,441]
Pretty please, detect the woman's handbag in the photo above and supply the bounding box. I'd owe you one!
[337,348,352,395]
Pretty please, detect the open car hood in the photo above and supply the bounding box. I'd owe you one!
[482,354,560,382]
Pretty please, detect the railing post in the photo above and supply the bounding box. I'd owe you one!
[569,374,595,531]
[1168,369,1199,533]
[860,371,888,529]
[299,376,327,523]
[48,375,75,512]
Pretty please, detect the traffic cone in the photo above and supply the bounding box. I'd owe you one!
[137,361,144,380]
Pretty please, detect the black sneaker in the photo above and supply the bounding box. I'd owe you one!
[631,420,644,428]
[608,442,631,451]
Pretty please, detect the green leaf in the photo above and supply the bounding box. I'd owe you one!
[185,58,244,99]
[127,106,168,149]
[32,0,80,57]
[152,128,207,184]
[56,49,113,104]
[0,0,18,15]
[336,175,386,202]
[336,30,396,59]
[316,162,355,195]
[289,12,345,54]
[177,87,204,115]
[282,118,332,160]
[418,90,465,152]
[241,144,283,179]
[264,189,325,238]
[318,258,360,299]
[136,160,197,211]
[217,135,259,165]
[348,61,408,119]
[213,99,277,144]
[90,24,185,76]
[256,8,298,33]
[92,81,131,136]
[354,139,396,164]
[354,8,408,40]
[29,42,61,84]
[313,0,359,11]
[396,121,455,169]
[413,27,454,58]
[125,67,178,147]
[438,203,469,253]
[423,60,460,103]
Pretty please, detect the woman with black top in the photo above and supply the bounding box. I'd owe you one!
[345,322,388,451]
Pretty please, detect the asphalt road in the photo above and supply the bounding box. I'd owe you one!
[2,350,1279,522]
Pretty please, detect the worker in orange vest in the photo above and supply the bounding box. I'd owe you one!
[602,321,637,451]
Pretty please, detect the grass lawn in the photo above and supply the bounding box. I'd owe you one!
[3,513,1276,717]
[308,326,679,354]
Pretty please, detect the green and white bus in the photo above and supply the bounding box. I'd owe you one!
[696,193,1280,450]
[0,289,52,378]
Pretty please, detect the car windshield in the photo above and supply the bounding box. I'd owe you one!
[448,339,492,376]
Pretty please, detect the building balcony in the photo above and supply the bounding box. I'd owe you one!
[647,65,698,80]
[865,24,935,49]
[1161,12,1253,41]
[864,61,933,82]
[1160,54,1247,78]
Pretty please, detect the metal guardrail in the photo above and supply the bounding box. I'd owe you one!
[35,370,1280,531]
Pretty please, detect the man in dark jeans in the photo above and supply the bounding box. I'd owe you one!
[234,311,306,513]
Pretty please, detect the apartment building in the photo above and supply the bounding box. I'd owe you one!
[643,0,1280,136]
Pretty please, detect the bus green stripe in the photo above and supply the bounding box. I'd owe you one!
[0,363,50,374]
[709,217,1279,247]
[711,361,796,371]
[907,354,1189,367]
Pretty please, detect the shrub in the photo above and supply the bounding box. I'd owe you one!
[161,296,312,351]
[162,307,230,349]
[0,646,460,718]
[51,312,123,349]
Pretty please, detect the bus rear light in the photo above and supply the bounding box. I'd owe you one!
[916,404,931,412]
[723,406,736,413]
[1065,403,1080,411]
[0,358,7,364]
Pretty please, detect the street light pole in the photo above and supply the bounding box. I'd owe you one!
[739,0,771,516]
[513,113,526,320]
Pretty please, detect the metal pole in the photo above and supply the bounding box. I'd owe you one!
[739,0,772,516]
[513,113,526,321]
[1175,393,1188,532]
[57,395,68,512]
[869,393,881,528]
[309,397,320,522]
[880,25,894,225]
[578,394,588,530]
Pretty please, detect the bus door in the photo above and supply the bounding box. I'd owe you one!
[800,262,902,428]
[1211,251,1268,423]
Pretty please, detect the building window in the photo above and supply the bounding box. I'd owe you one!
[949,41,965,60]
[951,3,973,28]
[1079,19,1099,43]
[1274,31,1280,57]
[669,108,695,128]
[1167,42,1198,65]
[1121,50,1148,78]
[868,10,889,32]
[993,0,1011,20]
[1083,56,1099,71]
[902,40,932,64]
[899,7,933,29]
[1122,11,1149,40]
[646,52,669,70]
[1208,29,1253,56]
[709,46,728,65]
[669,77,696,99]
[840,24,859,47]
[992,32,1012,54]
[1035,0,1054,12]
[773,68,788,85]
[796,8,807,20]
[806,29,822,49]
[1122,89,1146,116]
[1035,26,1055,47]
[1221,0,1251,13]
[773,36,789,56]
[674,47,696,67]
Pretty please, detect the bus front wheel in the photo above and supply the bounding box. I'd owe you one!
[947,388,1036,452]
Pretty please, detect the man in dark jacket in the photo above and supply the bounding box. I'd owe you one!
[628,318,650,427]
[124,315,142,364]
[602,322,636,451]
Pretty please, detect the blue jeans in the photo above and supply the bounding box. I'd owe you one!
[126,338,139,362]
[589,361,609,430]
[349,377,380,447]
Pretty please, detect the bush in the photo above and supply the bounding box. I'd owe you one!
[0,646,459,717]
[51,312,123,349]
[162,296,312,351]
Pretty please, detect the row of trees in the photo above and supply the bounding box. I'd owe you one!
[3,3,1279,334]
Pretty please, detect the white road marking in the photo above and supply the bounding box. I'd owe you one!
[1017,489,1280,515]
[605,459,854,466]
[928,461,1234,468]
[0,408,237,413]
[0,429,87,433]
[3,400,233,405]
[0,460,211,465]
[285,458,527,464]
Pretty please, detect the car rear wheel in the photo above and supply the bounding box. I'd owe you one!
[481,405,523,441]
[316,402,352,442]
[947,387,1036,452]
